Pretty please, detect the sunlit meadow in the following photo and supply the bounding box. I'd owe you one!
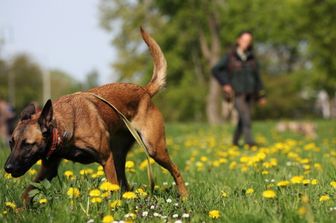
[0,121,335,223]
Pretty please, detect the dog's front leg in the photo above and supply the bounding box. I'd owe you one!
[103,153,119,185]
[22,158,61,207]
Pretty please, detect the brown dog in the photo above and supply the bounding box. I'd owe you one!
[4,28,188,205]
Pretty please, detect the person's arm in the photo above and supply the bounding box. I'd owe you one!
[211,54,230,86]
[254,61,266,99]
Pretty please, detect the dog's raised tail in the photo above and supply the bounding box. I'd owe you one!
[141,27,167,97]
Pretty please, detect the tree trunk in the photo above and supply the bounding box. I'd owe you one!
[199,12,223,124]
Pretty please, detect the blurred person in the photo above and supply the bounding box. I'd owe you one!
[0,99,15,144]
[212,31,266,147]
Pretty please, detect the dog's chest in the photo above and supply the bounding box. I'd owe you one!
[61,147,101,164]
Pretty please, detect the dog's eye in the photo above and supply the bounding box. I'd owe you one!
[8,139,14,149]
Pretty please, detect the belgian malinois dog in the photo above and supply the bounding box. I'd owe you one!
[4,28,188,205]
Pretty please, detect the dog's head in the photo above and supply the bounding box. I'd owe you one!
[4,100,54,177]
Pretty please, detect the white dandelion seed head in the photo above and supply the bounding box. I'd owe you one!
[182,213,190,218]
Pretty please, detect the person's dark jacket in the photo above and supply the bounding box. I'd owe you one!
[212,48,265,99]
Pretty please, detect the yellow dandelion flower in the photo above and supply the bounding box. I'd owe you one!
[38,198,48,204]
[303,179,310,185]
[311,179,318,185]
[212,160,221,167]
[122,191,137,200]
[125,161,135,169]
[90,197,102,203]
[96,170,105,176]
[262,190,276,199]
[28,169,37,175]
[229,161,237,170]
[139,158,155,170]
[208,210,220,219]
[80,168,94,175]
[89,189,101,197]
[101,192,110,198]
[135,188,148,198]
[64,170,74,179]
[5,202,16,209]
[319,195,330,202]
[330,181,336,188]
[221,191,228,198]
[102,215,114,223]
[290,176,304,184]
[246,188,254,195]
[4,173,12,179]
[67,187,80,198]
[99,182,120,192]
[91,173,98,179]
[314,163,322,170]
[261,170,269,175]
[298,207,307,216]
[110,200,122,209]
[277,180,290,187]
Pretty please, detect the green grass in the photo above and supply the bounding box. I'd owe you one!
[1,120,336,223]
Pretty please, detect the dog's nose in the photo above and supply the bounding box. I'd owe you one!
[4,163,14,173]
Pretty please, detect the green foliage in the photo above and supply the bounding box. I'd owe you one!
[50,69,82,100]
[255,71,316,119]
[0,54,43,110]
[100,0,335,121]
[301,0,336,94]
[0,55,96,111]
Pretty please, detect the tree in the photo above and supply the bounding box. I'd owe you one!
[83,69,99,90]
[49,69,82,99]
[99,0,334,121]
[301,0,336,94]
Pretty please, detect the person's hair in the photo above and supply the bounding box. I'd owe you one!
[235,30,254,52]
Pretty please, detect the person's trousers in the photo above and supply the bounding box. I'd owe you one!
[232,93,255,145]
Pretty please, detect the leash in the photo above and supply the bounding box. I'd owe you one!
[82,92,155,193]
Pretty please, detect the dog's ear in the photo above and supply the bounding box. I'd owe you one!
[38,99,53,133]
[20,103,36,121]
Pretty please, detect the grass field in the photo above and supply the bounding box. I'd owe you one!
[0,121,335,223]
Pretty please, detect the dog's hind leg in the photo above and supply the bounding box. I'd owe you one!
[110,129,135,191]
[132,105,188,199]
